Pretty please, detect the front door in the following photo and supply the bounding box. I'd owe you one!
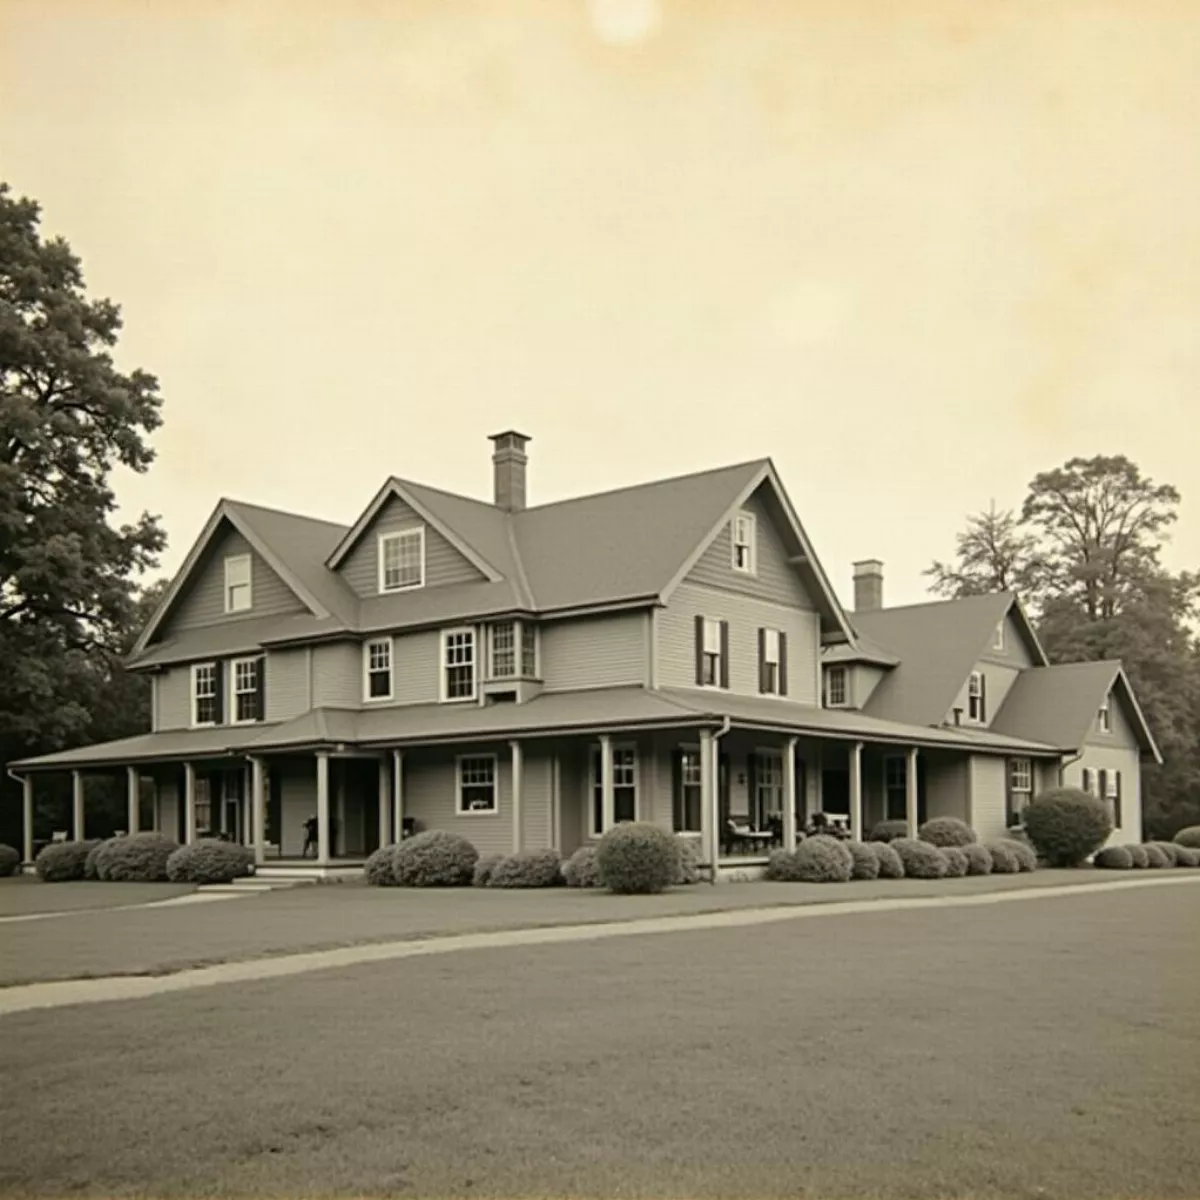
[821,769,850,817]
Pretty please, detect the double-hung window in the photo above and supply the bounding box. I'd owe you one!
[732,511,756,574]
[1007,757,1032,824]
[1097,702,1111,734]
[192,662,219,727]
[753,751,784,825]
[489,622,516,679]
[224,555,252,613]
[231,657,261,723]
[826,665,848,707]
[760,628,786,695]
[968,671,986,722]
[457,755,498,814]
[521,624,537,677]
[591,744,637,837]
[674,749,703,834]
[378,527,425,592]
[364,638,393,700]
[1105,769,1122,827]
[697,617,727,688]
[442,628,477,701]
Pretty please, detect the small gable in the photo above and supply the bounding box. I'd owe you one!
[157,521,306,638]
[1089,681,1140,749]
[684,483,815,610]
[337,493,487,599]
[979,606,1038,668]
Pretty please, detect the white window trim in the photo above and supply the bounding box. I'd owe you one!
[190,661,218,729]
[731,510,757,575]
[229,656,261,726]
[1097,703,1111,734]
[521,622,539,678]
[224,554,252,614]
[456,753,499,817]
[589,741,640,838]
[377,526,427,594]
[362,636,394,703]
[440,625,478,704]
[488,621,517,680]
[1009,757,1033,794]
[826,665,848,708]
[967,671,984,723]
[1105,769,1120,800]
[700,617,724,690]
[992,623,1005,651]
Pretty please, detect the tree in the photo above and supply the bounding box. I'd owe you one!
[0,181,164,759]
[925,501,1044,604]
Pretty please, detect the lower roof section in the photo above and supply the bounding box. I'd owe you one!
[10,685,1062,772]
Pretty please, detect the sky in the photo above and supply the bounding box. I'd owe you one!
[1,0,1197,612]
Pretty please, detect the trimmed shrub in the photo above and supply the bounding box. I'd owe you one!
[391,830,478,887]
[1124,843,1149,868]
[985,841,1021,874]
[1173,826,1200,849]
[471,854,504,888]
[166,839,253,885]
[1149,840,1182,867]
[35,839,100,882]
[0,843,20,877]
[868,820,909,843]
[1021,787,1112,868]
[940,846,969,878]
[962,843,993,875]
[891,838,948,880]
[765,847,804,882]
[1175,846,1200,867]
[1142,842,1170,869]
[788,835,854,883]
[488,849,563,889]
[84,839,108,880]
[1093,845,1134,870]
[95,832,180,882]
[674,837,701,885]
[365,844,399,886]
[846,840,880,881]
[595,822,678,894]
[562,846,602,889]
[868,841,905,879]
[918,817,977,848]
[1000,838,1038,873]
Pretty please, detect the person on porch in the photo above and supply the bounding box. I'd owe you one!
[301,814,319,858]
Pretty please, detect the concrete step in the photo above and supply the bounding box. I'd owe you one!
[197,877,317,894]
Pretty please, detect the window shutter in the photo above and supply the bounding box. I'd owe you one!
[1114,771,1122,827]
[256,657,267,722]
[212,661,225,724]
[671,749,683,832]
[757,628,766,693]
[980,673,988,723]
[694,615,705,686]
[1081,767,1092,794]
[719,621,730,689]
[779,633,788,697]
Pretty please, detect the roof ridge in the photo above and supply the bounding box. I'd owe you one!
[223,497,350,532]
[391,477,496,511]
[860,591,1013,617]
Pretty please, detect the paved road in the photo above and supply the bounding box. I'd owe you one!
[1,884,1197,1198]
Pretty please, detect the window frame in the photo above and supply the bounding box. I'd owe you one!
[753,748,784,824]
[521,622,538,678]
[590,742,639,838]
[992,623,1005,651]
[441,626,478,703]
[489,621,517,679]
[674,744,703,834]
[967,671,985,722]
[826,665,848,708]
[191,662,218,728]
[229,656,261,725]
[363,636,394,702]
[760,628,781,696]
[224,554,252,614]
[456,754,499,816]
[377,526,426,594]
[731,511,757,575]
[701,617,723,688]
[1097,702,1111,734]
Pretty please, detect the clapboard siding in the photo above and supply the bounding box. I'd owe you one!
[924,757,969,822]
[403,747,514,858]
[657,581,820,704]
[156,668,192,730]
[540,613,647,691]
[311,642,362,708]
[339,495,485,597]
[266,648,311,723]
[165,524,306,633]
[1074,744,1143,844]
[946,662,1021,728]
[361,630,442,708]
[979,610,1036,669]
[518,750,555,851]
[969,755,1009,840]
[685,485,814,609]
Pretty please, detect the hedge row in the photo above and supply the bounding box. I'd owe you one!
[766,837,1035,883]
[1094,841,1200,870]
[29,835,259,884]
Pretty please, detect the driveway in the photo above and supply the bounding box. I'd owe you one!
[0,883,1197,1197]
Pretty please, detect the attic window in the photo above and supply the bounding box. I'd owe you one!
[992,623,1005,651]
[224,555,252,613]
[732,512,756,574]
[968,671,987,722]
[379,528,425,593]
[1098,702,1111,733]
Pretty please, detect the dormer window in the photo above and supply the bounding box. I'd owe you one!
[826,665,847,707]
[224,554,252,613]
[378,527,425,593]
[1098,701,1111,733]
[968,671,987,722]
[489,622,516,679]
[732,512,756,574]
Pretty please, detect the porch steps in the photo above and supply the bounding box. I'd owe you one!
[197,877,318,895]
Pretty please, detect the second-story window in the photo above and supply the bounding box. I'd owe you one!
[826,665,847,707]
[759,628,787,696]
[230,657,263,723]
[443,628,477,701]
[378,527,425,593]
[968,671,986,722]
[224,555,252,613]
[192,662,220,726]
[732,512,756,574]
[521,623,537,677]
[365,638,393,700]
[489,622,516,678]
[696,616,728,688]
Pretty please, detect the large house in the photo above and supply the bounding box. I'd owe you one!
[9,432,1160,876]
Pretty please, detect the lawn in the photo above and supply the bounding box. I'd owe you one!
[0,883,1197,1198]
[0,875,194,917]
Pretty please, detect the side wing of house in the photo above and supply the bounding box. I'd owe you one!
[1071,684,1145,844]
[943,604,1039,729]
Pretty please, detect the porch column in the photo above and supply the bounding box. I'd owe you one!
[22,774,34,864]
[126,766,140,835]
[699,728,715,875]
[71,770,85,841]
[849,742,864,842]
[316,751,331,866]
[391,749,404,840]
[249,756,266,865]
[906,746,920,839]
[377,756,391,847]
[183,762,197,844]
[510,740,524,855]
[782,737,798,852]
[551,754,562,853]
[599,733,614,834]
[813,746,824,817]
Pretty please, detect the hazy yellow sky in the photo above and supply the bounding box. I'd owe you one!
[2,0,1197,609]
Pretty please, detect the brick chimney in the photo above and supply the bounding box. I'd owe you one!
[852,559,884,612]
[488,430,532,512]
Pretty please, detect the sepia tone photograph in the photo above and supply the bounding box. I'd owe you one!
[1,1,1198,1196]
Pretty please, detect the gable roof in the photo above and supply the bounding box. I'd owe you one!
[990,660,1162,762]
[851,592,1034,726]
[823,633,900,667]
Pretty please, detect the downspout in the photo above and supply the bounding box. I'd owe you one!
[709,716,732,885]
[1058,749,1083,790]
